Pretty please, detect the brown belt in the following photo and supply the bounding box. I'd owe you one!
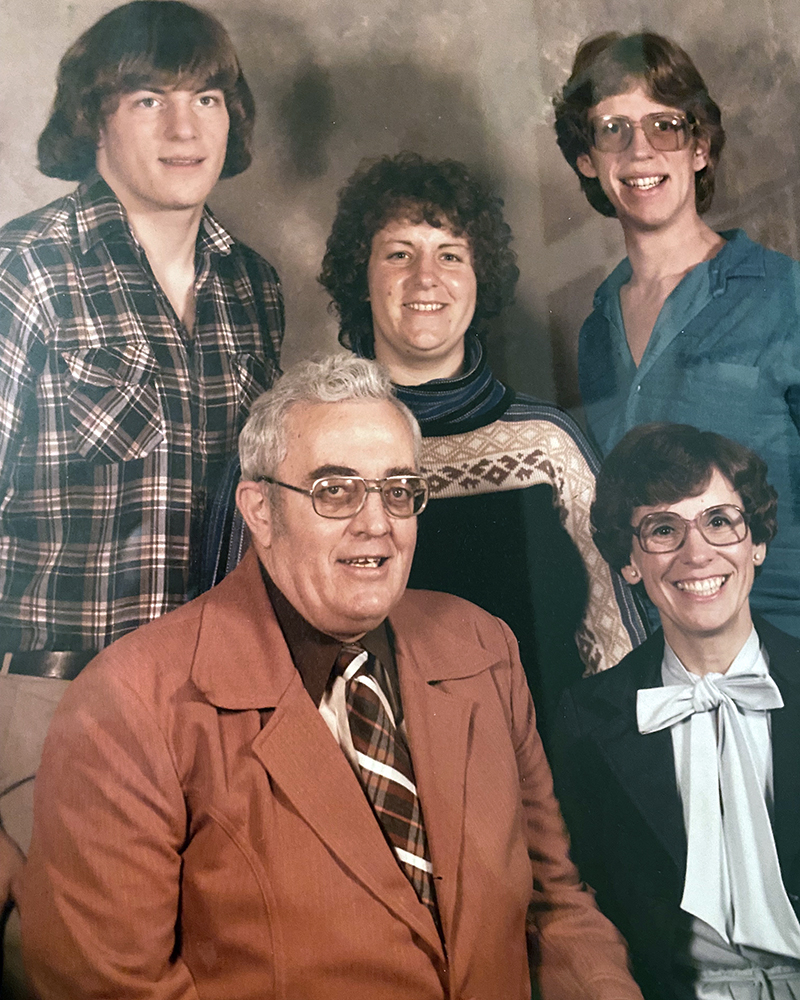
[2,651,95,680]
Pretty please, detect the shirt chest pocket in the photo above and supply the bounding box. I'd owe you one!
[229,351,278,412]
[60,344,165,464]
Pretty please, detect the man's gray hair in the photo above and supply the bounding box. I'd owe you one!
[239,354,422,480]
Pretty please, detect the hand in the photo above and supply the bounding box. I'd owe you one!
[0,827,25,907]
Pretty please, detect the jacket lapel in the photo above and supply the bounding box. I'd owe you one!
[250,675,442,951]
[189,552,444,954]
[589,635,687,875]
[758,619,800,879]
[390,621,478,941]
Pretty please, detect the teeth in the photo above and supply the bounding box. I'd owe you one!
[675,576,727,595]
[344,557,383,568]
[406,303,444,311]
[623,176,664,190]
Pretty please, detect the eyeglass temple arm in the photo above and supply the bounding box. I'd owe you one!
[256,476,313,498]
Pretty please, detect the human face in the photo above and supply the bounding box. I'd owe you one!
[367,218,477,382]
[96,85,229,216]
[576,86,708,233]
[248,399,419,641]
[621,469,766,655]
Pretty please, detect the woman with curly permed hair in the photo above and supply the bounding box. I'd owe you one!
[204,152,646,740]
[319,152,646,739]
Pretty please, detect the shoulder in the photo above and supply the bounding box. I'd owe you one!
[395,588,513,650]
[0,191,78,260]
[565,631,664,711]
[755,615,800,661]
[202,212,281,283]
[719,229,800,285]
[503,394,597,459]
[73,590,212,708]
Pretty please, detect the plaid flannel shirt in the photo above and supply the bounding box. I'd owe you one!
[0,174,283,652]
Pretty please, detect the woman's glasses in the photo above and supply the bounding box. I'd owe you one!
[632,504,748,554]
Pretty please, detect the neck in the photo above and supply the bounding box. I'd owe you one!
[622,214,724,286]
[662,614,755,676]
[124,204,203,271]
[118,198,203,329]
[378,351,465,387]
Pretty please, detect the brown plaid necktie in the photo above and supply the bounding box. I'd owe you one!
[338,644,440,926]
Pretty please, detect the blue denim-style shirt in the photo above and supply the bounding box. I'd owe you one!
[579,229,800,637]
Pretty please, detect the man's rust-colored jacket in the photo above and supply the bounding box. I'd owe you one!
[21,549,642,1000]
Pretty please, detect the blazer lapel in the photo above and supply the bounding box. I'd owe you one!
[590,636,687,875]
[388,597,497,943]
[250,676,442,952]
[190,551,443,954]
[759,621,800,879]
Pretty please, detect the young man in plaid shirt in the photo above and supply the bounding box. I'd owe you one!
[0,2,283,987]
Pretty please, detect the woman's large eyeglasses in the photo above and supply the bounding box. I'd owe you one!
[588,112,693,153]
[257,475,430,519]
[632,504,749,554]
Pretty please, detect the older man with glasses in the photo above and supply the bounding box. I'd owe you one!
[19,355,643,1000]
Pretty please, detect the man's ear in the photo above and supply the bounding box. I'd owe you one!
[693,136,710,173]
[236,480,273,550]
[576,152,598,178]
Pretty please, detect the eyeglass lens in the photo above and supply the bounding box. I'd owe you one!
[311,477,428,518]
[637,505,747,553]
[591,113,691,153]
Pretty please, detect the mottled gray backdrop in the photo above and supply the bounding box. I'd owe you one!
[2,0,798,412]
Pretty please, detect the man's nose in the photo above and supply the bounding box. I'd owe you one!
[349,488,391,535]
[164,98,197,139]
[628,122,657,157]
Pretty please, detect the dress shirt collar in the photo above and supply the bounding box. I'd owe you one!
[662,626,764,686]
[74,172,234,259]
[261,567,397,709]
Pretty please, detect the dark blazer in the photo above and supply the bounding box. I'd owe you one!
[552,618,800,1000]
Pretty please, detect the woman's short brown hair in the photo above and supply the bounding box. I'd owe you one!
[319,151,519,358]
[591,423,778,573]
[553,32,725,217]
[38,0,254,182]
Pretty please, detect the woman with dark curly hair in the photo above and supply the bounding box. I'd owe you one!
[318,151,645,738]
[203,152,645,740]
[553,423,800,1000]
[554,32,800,638]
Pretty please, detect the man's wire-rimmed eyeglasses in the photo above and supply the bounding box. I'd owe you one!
[257,475,430,519]
[589,112,694,153]
[632,504,749,554]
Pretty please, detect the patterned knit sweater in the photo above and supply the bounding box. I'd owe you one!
[397,337,645,740]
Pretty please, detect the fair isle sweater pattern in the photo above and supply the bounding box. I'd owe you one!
[417,398,644,674]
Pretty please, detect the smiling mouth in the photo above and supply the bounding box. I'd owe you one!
[674,575,729,596]
[160,157,204,166]
[622,175,666,190]
[405,303,445,312]
[341,557,388,568]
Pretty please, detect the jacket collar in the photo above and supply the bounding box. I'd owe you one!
[190,548,499,709]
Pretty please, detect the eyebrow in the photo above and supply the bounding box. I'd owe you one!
[125,84,223,95]
[308,465,419,480]
[381,237,469,249]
